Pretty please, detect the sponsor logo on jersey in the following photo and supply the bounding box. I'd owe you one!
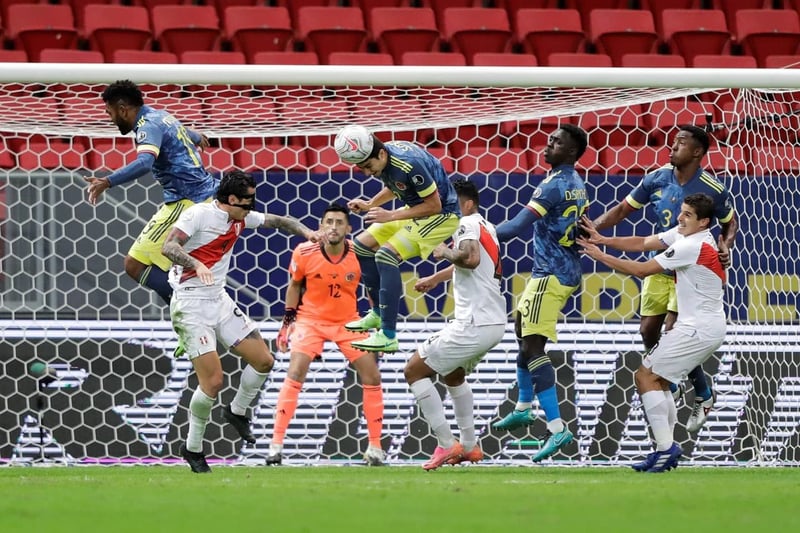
[136,130,147,143]
[411,174,424,186]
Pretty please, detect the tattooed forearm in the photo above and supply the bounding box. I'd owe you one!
[262,214,312,238]
[162,229,198,269]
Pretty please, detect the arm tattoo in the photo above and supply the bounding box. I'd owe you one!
[262,214,312,237]
[162,228,199,269]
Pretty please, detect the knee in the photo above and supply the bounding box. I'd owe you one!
[123,256,144,280]
[203,372,225,398]
[253,351,274,374]
[639,324,660,348]
[361,368,381,387]
[375,247,400,266]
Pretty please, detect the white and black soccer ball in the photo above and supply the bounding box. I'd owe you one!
[334,125,374,164]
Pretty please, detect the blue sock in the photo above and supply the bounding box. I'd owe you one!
[516,354,533,407]
[669,383,678,394]
[354,240,380,309]
[689,366,712,400]
[375,247,401,338]
[139,266,172,305]
[528,357,560,422]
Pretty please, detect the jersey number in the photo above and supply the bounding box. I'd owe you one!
[176,126,202,167]
[558,203,589,247]
[328,284,341,298]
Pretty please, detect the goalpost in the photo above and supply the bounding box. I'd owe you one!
[1,64,798,466]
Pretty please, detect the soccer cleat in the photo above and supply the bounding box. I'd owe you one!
[422,442,464,471]
[222,405,256,444]
[363,446,386,466]
[645,443,682,473]
[345,310,382,332]
[351,330,398,352]
[492,408,535,431]
[672,381,686,406]
[531,428,574,463]
[631,451,660,472]
[180,444,211,473]
[265,451,282,466]
[447,445,484,465]
[686,389,716,433]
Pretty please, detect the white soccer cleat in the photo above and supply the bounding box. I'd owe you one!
[363,446,386,466]
[686,390,716,433]
[672,381,686,407]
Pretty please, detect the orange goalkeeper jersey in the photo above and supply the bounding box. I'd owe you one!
[289,240,362,325]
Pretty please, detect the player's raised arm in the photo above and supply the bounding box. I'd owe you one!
[260,214,322,242]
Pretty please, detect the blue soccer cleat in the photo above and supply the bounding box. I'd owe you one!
[492,409,536,431]
[531,428,574,462]
[646,443,682,473]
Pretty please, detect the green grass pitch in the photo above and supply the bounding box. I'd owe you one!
[1,466,798,532]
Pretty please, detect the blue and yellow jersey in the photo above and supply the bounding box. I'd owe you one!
[378,142,460,216]
[527,164,589,287]
[626,166,735,231]
[134,105,217,204]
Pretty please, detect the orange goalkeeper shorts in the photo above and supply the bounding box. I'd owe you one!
[290,321,369,362]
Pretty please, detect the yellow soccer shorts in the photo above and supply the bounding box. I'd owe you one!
[516,275,579,343]
[640,272,678,317]
[365,212,458,260]
[128,198,206,272]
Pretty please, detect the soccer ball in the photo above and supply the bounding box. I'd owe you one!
[334,125,374,164]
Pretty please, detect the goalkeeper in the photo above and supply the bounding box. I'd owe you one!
[268,204,385,467]
[335,125,460,353]
[84,79,217,311]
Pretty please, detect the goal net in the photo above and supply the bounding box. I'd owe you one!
[1,64,798,466]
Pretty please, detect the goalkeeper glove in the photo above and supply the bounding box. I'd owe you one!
[276,308,297,353]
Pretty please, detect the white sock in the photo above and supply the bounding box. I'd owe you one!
[269,443,283,455]
[447,382,475,451]
[546,419,565,435]
[515,401,532,411]
[410,378,454,448]
[186,388,216,453]
[641,390,672,451]
[663,390,678,431]
[231,365,269,416]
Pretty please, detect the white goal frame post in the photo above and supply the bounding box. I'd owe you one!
[1,64,799,466]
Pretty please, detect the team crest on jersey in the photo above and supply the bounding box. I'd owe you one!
[199,336,209,345]
[665,248,675,258]
[136,130,147,143]
[346,272,356,282]
[411,174,424,186]
[458,225,466,235]
[394,181,407,191]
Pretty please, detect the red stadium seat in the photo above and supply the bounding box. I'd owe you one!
[620,53,686,68]
[516,9,584,65]
[205,96,278,126]
[575,145,601,173]
[579,105,647,148]
[752,144,800,174]
[235,140,308,172]
[224,6,293,63]
[443,8,512,64]
[328,52,394,65]
[152,5,220,57]
[690,54,756,68]
[705,145,746,174]
[251,51,319,65]
[712,0,769,35]
[660,9,730,65]
[472,52,537,66]
[86,138,136,171]
[279,96,351,142]
[457,146,528,175]
[590,9,658,66]
[297,6,367,64]
[401,51,467,66]
[600,145,668,175]
[181,51,246,64]
[208,0,259,26]
[0,138,16,168]
[354,0,405,17]
[547,52,612,67]
[563,0,628,31]
[426,0,476,29]
[764,55,800,68]
[69,0,112,33]
[638,0,697,33]
[7,4,78,62]
[40,49,103,63]
[201,146,236,173]
[148,96,205,125]
[85,5,152,62]
[113,50,178,64]
[736,10,800,68]
[13,135,87,170]
[370,7,439,65]
[0,49,28,61]
[61,95,110,125]
[645,99,713,145]
[273,0,331,28]
[0,0,47,26]
[309,142,352,173]
[498,0,556,34]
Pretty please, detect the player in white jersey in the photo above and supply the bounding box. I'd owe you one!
[406,179,507,470]
[578,193,726,473]
[161,170,322,473]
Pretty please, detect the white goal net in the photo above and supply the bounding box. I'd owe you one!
[1,65,798,466]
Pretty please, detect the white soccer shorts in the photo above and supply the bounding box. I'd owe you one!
[417,320,506,376]
[642,324,725,384]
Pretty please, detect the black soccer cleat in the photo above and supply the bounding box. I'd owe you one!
[180,444,211,473]
[222,404,256,444]
[265,452,283,466]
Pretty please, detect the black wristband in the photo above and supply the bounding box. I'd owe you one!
[282,308,297,326]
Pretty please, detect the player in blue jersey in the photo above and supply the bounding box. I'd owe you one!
[84,80,217,308]
[592,125,737,432]
[335,125,460,352]
[490,125,589,463]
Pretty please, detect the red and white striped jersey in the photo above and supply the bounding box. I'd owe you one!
[655,227,726,332]
[168,201,265,298]
[452,213,506,326]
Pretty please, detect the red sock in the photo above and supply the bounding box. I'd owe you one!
[272,378,302,445]
[362,384,384,449]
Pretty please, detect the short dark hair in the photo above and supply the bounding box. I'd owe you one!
[560,124,589,159]
[102,80,144,108]
[217,170,255,203]
[683,192,715,221]
[452,178,479,205]
[322,203,350,224]
[366,134,384,161]
[679,125,710,155]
